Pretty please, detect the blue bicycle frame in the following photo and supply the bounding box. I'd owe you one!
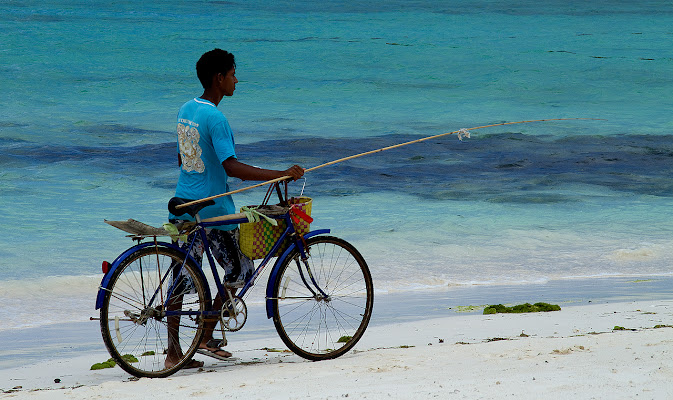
[95,211,330,321]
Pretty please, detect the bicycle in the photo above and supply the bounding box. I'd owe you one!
[94,181,374,378]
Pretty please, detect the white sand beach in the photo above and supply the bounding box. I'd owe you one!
[3,299,673,399]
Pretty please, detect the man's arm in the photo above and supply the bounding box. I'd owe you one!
[222,157,304,181]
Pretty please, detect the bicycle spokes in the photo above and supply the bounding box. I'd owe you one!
[271,236,373,361]
[100,246,207,378]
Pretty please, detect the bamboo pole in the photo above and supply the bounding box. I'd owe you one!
[176,118,602,209]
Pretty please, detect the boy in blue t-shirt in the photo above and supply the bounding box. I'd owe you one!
[167,49,304,368]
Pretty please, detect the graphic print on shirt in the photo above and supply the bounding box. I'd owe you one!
[177,122,205,173]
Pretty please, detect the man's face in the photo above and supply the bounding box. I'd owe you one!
[220,68,238,96]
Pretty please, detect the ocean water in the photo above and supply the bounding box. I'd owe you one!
[1,0,673,339]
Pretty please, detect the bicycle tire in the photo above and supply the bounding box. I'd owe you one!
[100,246,208,378]
[271,236,374,360]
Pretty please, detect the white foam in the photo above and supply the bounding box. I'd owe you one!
[0,275,102,331]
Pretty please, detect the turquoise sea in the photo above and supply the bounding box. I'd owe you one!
[1,0,673,367]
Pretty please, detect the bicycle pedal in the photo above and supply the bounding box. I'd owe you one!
[224,281,245,288]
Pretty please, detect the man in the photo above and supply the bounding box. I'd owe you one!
[167,49,304,368]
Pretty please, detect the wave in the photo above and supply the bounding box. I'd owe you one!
[0,275,102,332]
[4,269,673,333]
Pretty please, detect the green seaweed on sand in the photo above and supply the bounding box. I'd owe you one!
[261,347,292,353]
[483,302,561,315]
[613,326,637,331]
[141,351,155,356]
[90,358,116,370]
[91,354,139,370]
[337,335,353,343]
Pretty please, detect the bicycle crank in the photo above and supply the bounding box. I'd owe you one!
[221,295,247,331]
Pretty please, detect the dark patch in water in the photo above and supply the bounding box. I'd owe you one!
[148,180,177,190]
[0,122,29,129]
[496,159,530,169]
[235,132,673,202]
[5,132,673,204]
[203,1,673,16]
[2,142,175,173]
[1,137,30,144]
[487,194,575,204]
[8,14,67,23]
[79,124,167,136]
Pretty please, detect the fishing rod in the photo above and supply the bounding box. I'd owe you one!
[175,118,602,209]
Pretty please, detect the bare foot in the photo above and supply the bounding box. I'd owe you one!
[183,359,205,369]
[165,358,204,369]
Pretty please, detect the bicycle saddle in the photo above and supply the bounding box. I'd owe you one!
[168,197,216,218]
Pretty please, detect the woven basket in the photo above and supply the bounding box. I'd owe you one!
[239,197,312,260]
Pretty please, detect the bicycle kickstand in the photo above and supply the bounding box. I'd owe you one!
[217,322,228,347]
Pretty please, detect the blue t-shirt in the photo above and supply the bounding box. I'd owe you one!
[169,98,237,230]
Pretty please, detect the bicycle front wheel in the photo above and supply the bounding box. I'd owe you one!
[100,246,208,378]
[271,236,374,360]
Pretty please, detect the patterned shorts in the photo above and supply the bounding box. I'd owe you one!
[170,220,254,283]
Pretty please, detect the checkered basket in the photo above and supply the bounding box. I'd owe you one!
[239,196,313,260]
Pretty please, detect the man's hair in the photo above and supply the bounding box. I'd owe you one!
[196,49,236,89]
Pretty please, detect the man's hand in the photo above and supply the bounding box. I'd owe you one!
[283,165,305,181]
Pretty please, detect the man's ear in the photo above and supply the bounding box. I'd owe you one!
[209,73,220,89]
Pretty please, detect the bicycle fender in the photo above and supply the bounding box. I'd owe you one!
[264,229,331,319]
[95,242,204,310]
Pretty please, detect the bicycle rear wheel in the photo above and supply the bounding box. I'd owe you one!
[100,246,208,378]
[271,236,374,360]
